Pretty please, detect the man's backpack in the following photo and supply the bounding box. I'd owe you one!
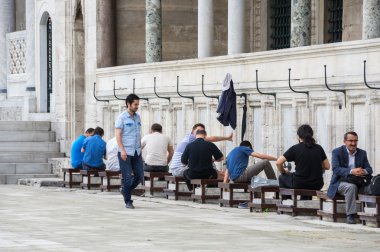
[370,174,380,196]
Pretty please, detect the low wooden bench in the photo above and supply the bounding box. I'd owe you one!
[99,170,121,192]
[143,171,171,196]
[163,175,192,200]
[191,179,222,204]
[62,168,81,188]
[277,188,318,216]
[218,182,250,207]
[248,186,280,212]
[358,194,380,228]
[316,191,349,222]
[80,169,103,190]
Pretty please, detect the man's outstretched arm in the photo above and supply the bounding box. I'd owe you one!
[205,132,233,142]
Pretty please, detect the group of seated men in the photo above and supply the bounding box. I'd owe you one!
[71,123,174,173]
[71,122,375,225]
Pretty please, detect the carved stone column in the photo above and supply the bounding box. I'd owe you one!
[363,0,380,39]
[146,0,162,62]
[290,0,311,47]
[228,0,245,54]
[198,0,213,58]
[0,0,15,93]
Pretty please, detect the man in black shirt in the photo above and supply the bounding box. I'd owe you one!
[276,125,330,198]
[181,130,224,191]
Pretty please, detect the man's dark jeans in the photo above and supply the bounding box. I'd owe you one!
[143,163,169,172]
[82,162,105,171]
[118,152,144,204]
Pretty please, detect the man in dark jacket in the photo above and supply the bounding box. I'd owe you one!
[327,131,373,224]
[181,130,224,191]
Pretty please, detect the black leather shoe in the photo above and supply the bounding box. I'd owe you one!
[346,214,356,224]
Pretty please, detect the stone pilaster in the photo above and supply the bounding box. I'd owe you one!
[290,0,311,47]
[146,0,162,63]
[228,0,245,54]
[96,0,116,68]
[0,0,15,93]
[198,0,213,58]
[363,0,380,39]
[25,0,36,112]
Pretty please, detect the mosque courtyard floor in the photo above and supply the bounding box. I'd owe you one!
[0,185,379,251]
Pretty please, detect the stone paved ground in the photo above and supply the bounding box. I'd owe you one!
[0,185,379,252]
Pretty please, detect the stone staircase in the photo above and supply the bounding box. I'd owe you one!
[0,121,64,184]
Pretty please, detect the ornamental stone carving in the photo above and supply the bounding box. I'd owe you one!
[8,36,26,75]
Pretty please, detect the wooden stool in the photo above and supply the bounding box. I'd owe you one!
[99,170,121,192]
[191,179,222,204]
[248,186,280,212]
[62,168,81,188]
[80,169,102,190]
[163,176,192,200]
[143,171,171,196]
[277,188,318,216]
[358,194,380,228]
[218,182,250,207]
[316,191,349,222]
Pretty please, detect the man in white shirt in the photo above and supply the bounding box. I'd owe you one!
[106,137,120,171]
[141,123,174,172]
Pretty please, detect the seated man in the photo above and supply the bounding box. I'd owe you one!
[223,140,277,183]
[170,123,232,177]
[327,131,373,224]
[276,124,330,199]
[81,127,107,170]
[70,128,94,169]
[141,123,174,172]
[106,137,119,171]
[181,130,224,191]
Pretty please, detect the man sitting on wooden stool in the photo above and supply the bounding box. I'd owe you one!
[181,130,224,191]
[224,140,277,183]
[327,131,373,224]
[71,128,94,169]
[81,127,107,171]
[141,123,174,172]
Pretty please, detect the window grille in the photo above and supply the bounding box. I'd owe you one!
[270,0,291,50]
[47,17,53,113]
[326,0,342,43]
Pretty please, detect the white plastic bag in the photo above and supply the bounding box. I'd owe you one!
[251,176,279,189]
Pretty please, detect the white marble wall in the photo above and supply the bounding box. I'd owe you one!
[96,39,380,181]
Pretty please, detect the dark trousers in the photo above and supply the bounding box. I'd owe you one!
[118,152,144,204]
[82,162,106,171]
[279,173,323,200]
[143,163,169,172]
[183,169,217,191]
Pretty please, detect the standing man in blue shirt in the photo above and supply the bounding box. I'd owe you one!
[71,128,94,169]
[116,94,143,209]
[81,127,106,170]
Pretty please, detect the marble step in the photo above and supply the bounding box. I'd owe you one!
[18,177,64,187]
[222,191,250,200]
[0,121,51,131]
[0,163,52,174]
[0,152,64,163]
[0,131,56,142]
[0,174,58,184]
[0,142,60,152]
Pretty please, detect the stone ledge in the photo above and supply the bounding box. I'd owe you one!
[18,177,64,187]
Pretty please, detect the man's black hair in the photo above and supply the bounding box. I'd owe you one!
[126,94,140,107]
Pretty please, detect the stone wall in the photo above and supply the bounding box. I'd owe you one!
[343,0,363,41]
[96,38,380,187]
